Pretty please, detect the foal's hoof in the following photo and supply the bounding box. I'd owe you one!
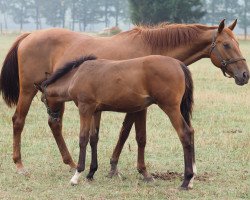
[70,179,78,186]
[179,183,193,190]
[86,175,94,181]
[179,186,191,190]
[17,168,30,176]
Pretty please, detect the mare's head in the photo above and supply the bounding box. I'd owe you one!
[209,19,249,85]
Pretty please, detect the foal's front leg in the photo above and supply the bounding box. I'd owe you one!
[70,113,92,185]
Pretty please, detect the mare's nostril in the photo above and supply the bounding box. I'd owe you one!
[243,72,249,79]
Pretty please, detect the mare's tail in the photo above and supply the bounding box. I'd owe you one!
[0,33,30,107]
[180,63,194,126]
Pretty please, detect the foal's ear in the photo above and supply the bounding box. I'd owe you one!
[228,19,237,31]
[34,83,43,92]
[218,19,225,34]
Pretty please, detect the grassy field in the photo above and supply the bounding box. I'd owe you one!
[0,34,249,200]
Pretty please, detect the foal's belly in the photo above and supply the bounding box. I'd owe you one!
[96,96,154,113]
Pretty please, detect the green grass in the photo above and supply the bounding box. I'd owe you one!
[0,34,249,200]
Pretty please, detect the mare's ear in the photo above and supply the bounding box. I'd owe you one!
[218,19,225,34]
[34,83,43,92]
[228,19,237,31]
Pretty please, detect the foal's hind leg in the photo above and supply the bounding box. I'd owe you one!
[108,113,135,177]
[12,89,37,175]
[48,102,76,170]
[161,106,194,189]
[134,109,153,181]
[86,112,101,180]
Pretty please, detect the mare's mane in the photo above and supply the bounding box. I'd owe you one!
[125,23,217,51]
[41,55,97,87]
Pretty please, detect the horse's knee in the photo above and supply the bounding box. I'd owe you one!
[79,135,89,148]
[89,129,99,147]
[48,119,62,133]
[181,127,194,148]
[12,114,25,133]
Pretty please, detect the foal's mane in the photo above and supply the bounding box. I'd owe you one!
[41,55,97,87]
[126,23,216,51]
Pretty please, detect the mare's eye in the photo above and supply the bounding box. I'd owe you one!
[223,43,231,49]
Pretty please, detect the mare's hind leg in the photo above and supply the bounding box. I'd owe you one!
[134,109,153,181]
[48,102,76,170]
[161,105,194,189]
[12,89,37,175]
[108,113,135,177]
[86,112,102,180]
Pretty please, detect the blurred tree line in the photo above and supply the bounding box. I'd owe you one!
[0,0,249,38]
[0,0,129,31]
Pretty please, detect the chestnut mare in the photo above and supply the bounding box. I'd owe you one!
[35,55,194,189]
[0,19,249,179]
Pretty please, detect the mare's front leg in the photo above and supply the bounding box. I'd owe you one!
[86,112,102,180]
[134,109,153,181]
[48,102,76,170]
[162,105,194,189]
[108,113,136,177]
[70,105,94,185]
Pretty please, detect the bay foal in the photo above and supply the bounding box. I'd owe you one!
[36,55,194,189]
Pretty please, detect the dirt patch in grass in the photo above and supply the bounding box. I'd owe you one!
[151,171,211,182]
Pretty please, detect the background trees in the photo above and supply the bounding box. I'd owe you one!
[0,0,249,39]
[129,0,205,24]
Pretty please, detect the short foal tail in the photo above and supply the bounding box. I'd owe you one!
[0,33,30,107]
[180,63,194,126]
[41,55,97,87]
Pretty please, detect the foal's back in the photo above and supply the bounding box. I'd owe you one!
[69,55,185,112]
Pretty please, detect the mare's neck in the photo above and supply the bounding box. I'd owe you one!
[159,28,216,65]
[120,25,217,65]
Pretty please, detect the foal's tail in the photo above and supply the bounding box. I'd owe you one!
[0,33,30,107]
[180,63,194,126]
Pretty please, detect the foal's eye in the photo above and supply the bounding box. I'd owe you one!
[223,43,231,49]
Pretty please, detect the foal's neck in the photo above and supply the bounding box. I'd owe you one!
[46,69,77,101]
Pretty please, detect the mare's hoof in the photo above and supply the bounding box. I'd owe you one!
[107,169,119,178]
[17,168,30,176]
[143,176,154,182]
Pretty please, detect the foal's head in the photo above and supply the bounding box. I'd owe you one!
[209,19,249,85]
